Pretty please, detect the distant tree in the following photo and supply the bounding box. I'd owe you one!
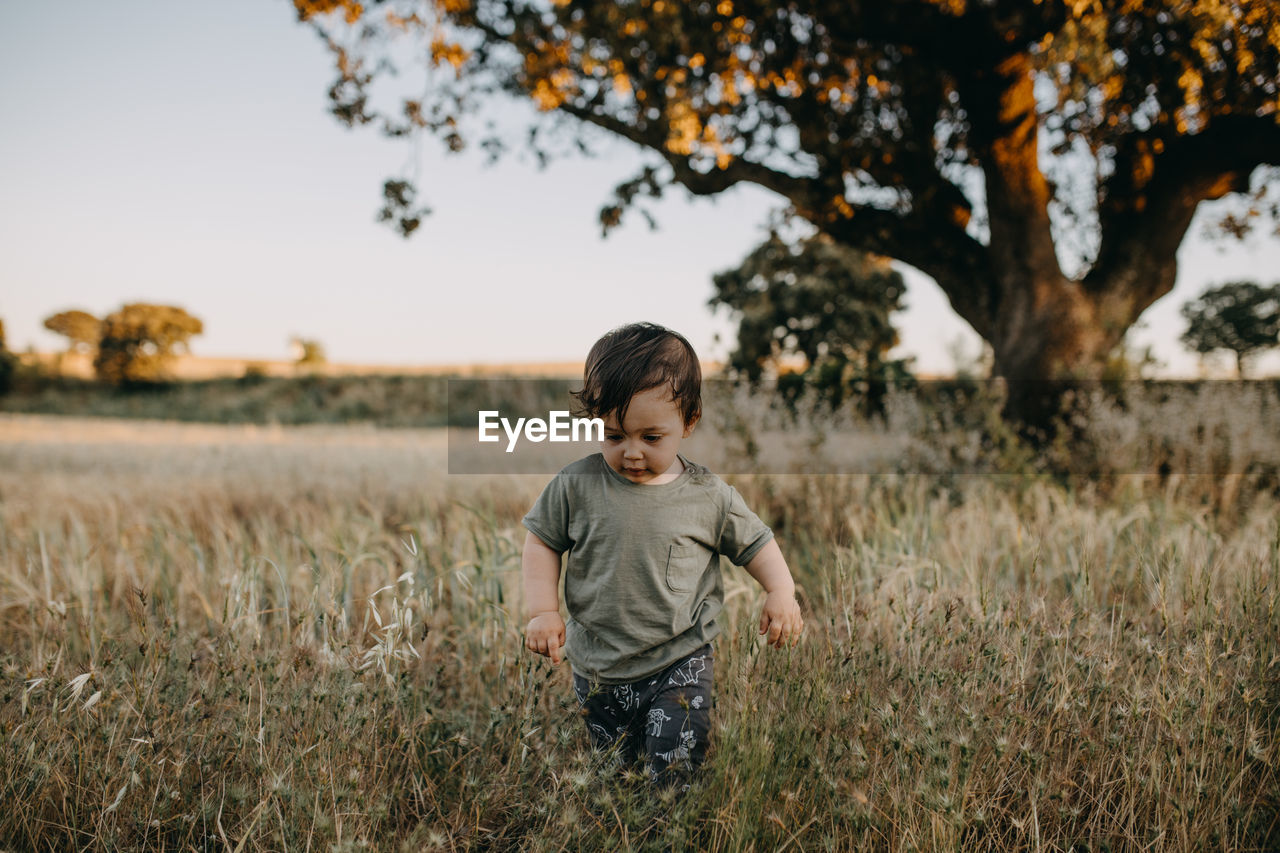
[42,310,101,355]
[0,318,17,395]
[1180,281,1280,378]
[291,337,328,373]
[240,361,270,385]
[711,230,911,415]
[94,303,204,386]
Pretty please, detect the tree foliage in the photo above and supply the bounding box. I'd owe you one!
[1180,280,1280,377]
[0,318,16,396]
[710,230,910,413]
[93,304,204,386]
[293,0,1280,390]
[291,336,328,372]
[42,310,101,355]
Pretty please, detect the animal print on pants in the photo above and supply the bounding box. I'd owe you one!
[572,643,714,791]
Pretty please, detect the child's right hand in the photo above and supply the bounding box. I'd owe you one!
[525,611,566,664]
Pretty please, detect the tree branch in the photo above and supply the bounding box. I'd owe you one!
[955,53,1063,296]
[1087,115,1280,327]
[558,101,994,335]
[556,102,823,199]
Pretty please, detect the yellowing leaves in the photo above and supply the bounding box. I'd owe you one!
[531,68,579,111]
[1178,66,1206,117]
[929,0,967,16]
[531,80,563,110]
[664,101,700,156]
[663,103,735,169]
[657,66,688,84]
[430,37,470,74]
[1098,73,1123,101]
[293,0,364,23]
[385,10,423,32]
[722,16,753,46]
[1132,147,1155,188]
[1234,46,1256,78]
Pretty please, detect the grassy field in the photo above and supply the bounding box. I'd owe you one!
[1,413,1277,851]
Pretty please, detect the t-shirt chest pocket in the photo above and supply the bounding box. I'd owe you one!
[665,544,708,594]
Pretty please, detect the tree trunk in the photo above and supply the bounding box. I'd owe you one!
[983,273,1121,444]
[987,277,1117,381]
[940,55,1117,440]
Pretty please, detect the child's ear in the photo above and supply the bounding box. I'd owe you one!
[683,413,700,438]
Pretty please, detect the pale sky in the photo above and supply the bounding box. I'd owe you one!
[2,0,1277,377]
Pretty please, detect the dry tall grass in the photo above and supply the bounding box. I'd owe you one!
[1,414,1276,851]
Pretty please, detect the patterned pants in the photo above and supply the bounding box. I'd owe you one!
[572,643,715,791]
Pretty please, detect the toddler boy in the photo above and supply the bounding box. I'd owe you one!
[521,322,803,791]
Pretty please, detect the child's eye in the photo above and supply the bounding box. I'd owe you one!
[605,434,622,442]
[644,435,662,442]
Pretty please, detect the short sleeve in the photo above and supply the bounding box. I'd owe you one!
[522,473,572,553]
[717,485,773,566]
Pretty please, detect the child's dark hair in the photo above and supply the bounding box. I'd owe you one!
[572,322,702,428]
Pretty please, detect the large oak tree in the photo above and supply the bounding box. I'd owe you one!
[294,0,1279,385]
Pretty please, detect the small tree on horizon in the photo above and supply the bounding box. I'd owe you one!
[94,303,204,386]
[43,309,102,376]
[1180,281,1280,378]
[43,310,101,355]
[291,337,328,374]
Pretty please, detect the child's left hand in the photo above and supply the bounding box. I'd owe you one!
[759,590,803,648]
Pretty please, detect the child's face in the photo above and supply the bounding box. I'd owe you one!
[600,385,698,484]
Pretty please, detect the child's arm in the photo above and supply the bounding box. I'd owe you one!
[522,531,566,664]
[742,539,803,648]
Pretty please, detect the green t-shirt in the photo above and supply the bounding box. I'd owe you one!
[521,452,774,684]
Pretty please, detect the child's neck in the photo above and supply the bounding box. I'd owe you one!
[643,455,685,486]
